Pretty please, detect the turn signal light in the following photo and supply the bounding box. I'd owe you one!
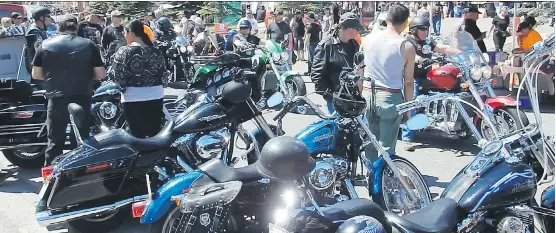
[132,201,149,218]
[460,83,470,89]
[41,166,53,183]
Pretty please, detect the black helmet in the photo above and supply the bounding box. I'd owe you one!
[238,19,252,30]
[32,6,51,20]
[336,216,386,233]
[409,16,430,30]
[333,70,366,118]
[255,136,315,181]
[157,17,172,31]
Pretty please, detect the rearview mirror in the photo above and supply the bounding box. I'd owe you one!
[406,113,429,130]
[354,52,364,68]
[267,92,284,108]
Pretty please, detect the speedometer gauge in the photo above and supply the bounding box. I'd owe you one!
[215,73,222,83]
[222,69,231,78]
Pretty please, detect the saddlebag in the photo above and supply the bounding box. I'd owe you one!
[177,181,242,233]
[47,143,164,209]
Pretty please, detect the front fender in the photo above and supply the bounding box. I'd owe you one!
[542,186,555,209]
[140,172,204,224]
[281,70,300,80]
[473,96,517,124]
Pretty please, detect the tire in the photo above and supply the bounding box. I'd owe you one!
[371,156,432,216]
[3,146,46,169]
[150,206,235,233]
[285,75,307,98]
[68,208,126,233]
[478,107,529,141]
[246,125,284,164]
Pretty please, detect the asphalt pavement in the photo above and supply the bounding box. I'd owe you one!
[0,18,554,233]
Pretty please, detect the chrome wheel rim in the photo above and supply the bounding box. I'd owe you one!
[381,161,431,216]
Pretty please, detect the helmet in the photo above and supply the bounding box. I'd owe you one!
[32,6,51,20]
[332,71,366,118]
[157,17,172,31]
[372,12,388,33]
[336,216,386,233]
[409,16,430,30]
[238,19,252,30]
[255,136,315,181]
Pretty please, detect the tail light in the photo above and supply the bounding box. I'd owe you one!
[12,111,34,119]
[41,166,53,183]
[131,200,149,218]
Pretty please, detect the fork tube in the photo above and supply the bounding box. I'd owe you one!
[246,99,275,138]
[354,116,419,202]
[453,100,484,141]
[466,81,486,109]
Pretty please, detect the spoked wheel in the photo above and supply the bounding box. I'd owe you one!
[68,209,125,233]
[479,107,529,141]
[372,157,432,216]
[151,206,235,233]
[284,76,307,114]
[3,146,46,169]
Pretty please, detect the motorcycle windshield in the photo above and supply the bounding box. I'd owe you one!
[175,36,189,46]
[449,31,486,67]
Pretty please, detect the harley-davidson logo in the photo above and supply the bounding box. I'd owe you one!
[200,213,211,226]
[198,115,226,122]
[312,133,333,143]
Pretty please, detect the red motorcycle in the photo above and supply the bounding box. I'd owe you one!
[415,50,528,141]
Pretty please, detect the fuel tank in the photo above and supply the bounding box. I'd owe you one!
[174,101,228,134]
[47,141,164,208]
[295,119,338,155]
[92,81,121,102]
[426,65,460,91]
[441,154,537,213]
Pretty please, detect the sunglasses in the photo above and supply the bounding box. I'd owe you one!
[417,26,429,31]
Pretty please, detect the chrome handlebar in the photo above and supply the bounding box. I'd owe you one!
[273,96,336,121]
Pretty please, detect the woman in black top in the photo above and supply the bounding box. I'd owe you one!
[110,19,167,138]
[487,7,510,52]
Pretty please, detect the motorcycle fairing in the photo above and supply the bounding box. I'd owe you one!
[141,171,205,224]
[295,119,338,154]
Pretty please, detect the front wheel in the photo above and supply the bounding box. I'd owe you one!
[372,156,432,216]
[150,206,235,233]
[3,146,46,169]
[478,107,529,141]
[284,75,307,99]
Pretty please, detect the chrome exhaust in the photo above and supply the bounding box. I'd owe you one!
[36,194,148,227]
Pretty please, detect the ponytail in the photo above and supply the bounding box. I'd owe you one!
[125,19,154,46]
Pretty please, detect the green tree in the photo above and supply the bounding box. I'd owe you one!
[87,1,109,14]
[275,2,321,14]
[163,2,203,20]
[88,1,156,18]
[197,1,222,23]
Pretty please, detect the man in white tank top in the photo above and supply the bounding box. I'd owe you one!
[361,4,416,163]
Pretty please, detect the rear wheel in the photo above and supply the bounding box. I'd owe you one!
[372,157,432,216]
[150,206,236,233]
[68,209,125,233]
[3,146,46,169]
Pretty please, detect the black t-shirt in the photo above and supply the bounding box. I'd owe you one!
[306,23,321,43]
[293,19,305,38]
[77,21,103,44]
[463,20,487,53]
[101,25,126,58]
[492,15,510,32]
[433,4,443,17]
[32,42,104,68]
[407,36,437,78]
[267,21,292,43]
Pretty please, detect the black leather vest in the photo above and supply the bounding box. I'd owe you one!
[40,34,95,98]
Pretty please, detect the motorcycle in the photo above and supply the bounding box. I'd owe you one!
[35,66,282,233]
[271,53,431,215]
[416,34,529,141]
[381,35,556,233]
[164,36,196,84]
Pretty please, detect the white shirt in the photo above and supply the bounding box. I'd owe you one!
[362,32,406,90]
[240,17,258,34]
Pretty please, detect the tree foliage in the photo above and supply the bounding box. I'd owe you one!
[88,1,156,18]
[275,2,321,14]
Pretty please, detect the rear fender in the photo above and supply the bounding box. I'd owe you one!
[473,96,517,124]
[140,171,204,224]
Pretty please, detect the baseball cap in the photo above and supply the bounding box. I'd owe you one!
[89,9,105,17]
[339,12,364,31]
[11,12,22,19]
[110,10,124,17]
[516,22,532,32]
[462,6,482,14]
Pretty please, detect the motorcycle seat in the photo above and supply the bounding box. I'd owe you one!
[386,198,458,233]
[321,198,389,225]
[199,158,263,183]
[91,120,174,152]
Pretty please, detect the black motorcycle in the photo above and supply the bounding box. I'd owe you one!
[35,65,281,233]
[164,36,196,84]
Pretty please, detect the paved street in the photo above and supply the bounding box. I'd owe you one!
[0,18,554,233]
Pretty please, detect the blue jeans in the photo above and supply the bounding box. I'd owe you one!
[400,79,422,142]
[432,16,441,35]
[308,42,318,74]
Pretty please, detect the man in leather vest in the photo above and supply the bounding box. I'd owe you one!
[31,15,106,166]
[25,7,51,89]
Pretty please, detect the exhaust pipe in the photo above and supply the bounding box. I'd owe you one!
[36,195,148,227]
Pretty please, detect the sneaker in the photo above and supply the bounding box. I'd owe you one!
[402,141,417,152]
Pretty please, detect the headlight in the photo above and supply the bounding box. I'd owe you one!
[307,161,336,190]
[272,53,282,61]
[179,46,187,53]
[481,66,492,79]
[187,45,194,53]
[470,67,483,81]
[280,52,289,62]
[482,140,503,155]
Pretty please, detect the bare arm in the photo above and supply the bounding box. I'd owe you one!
[402,40,416,104]
[487,24,495,37]
[94,67,106,80]
[434,44,461,54]
[31,66,44,80]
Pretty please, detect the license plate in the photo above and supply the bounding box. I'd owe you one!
[37,182,48,200]
[268,223,290,233]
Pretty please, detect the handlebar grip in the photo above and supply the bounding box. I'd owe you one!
[273,100,295,121]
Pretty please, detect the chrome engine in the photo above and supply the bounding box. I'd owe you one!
[423,93,473,137]
[306,155,350,201]
[91,101,123,133]
[173,129,231,165]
